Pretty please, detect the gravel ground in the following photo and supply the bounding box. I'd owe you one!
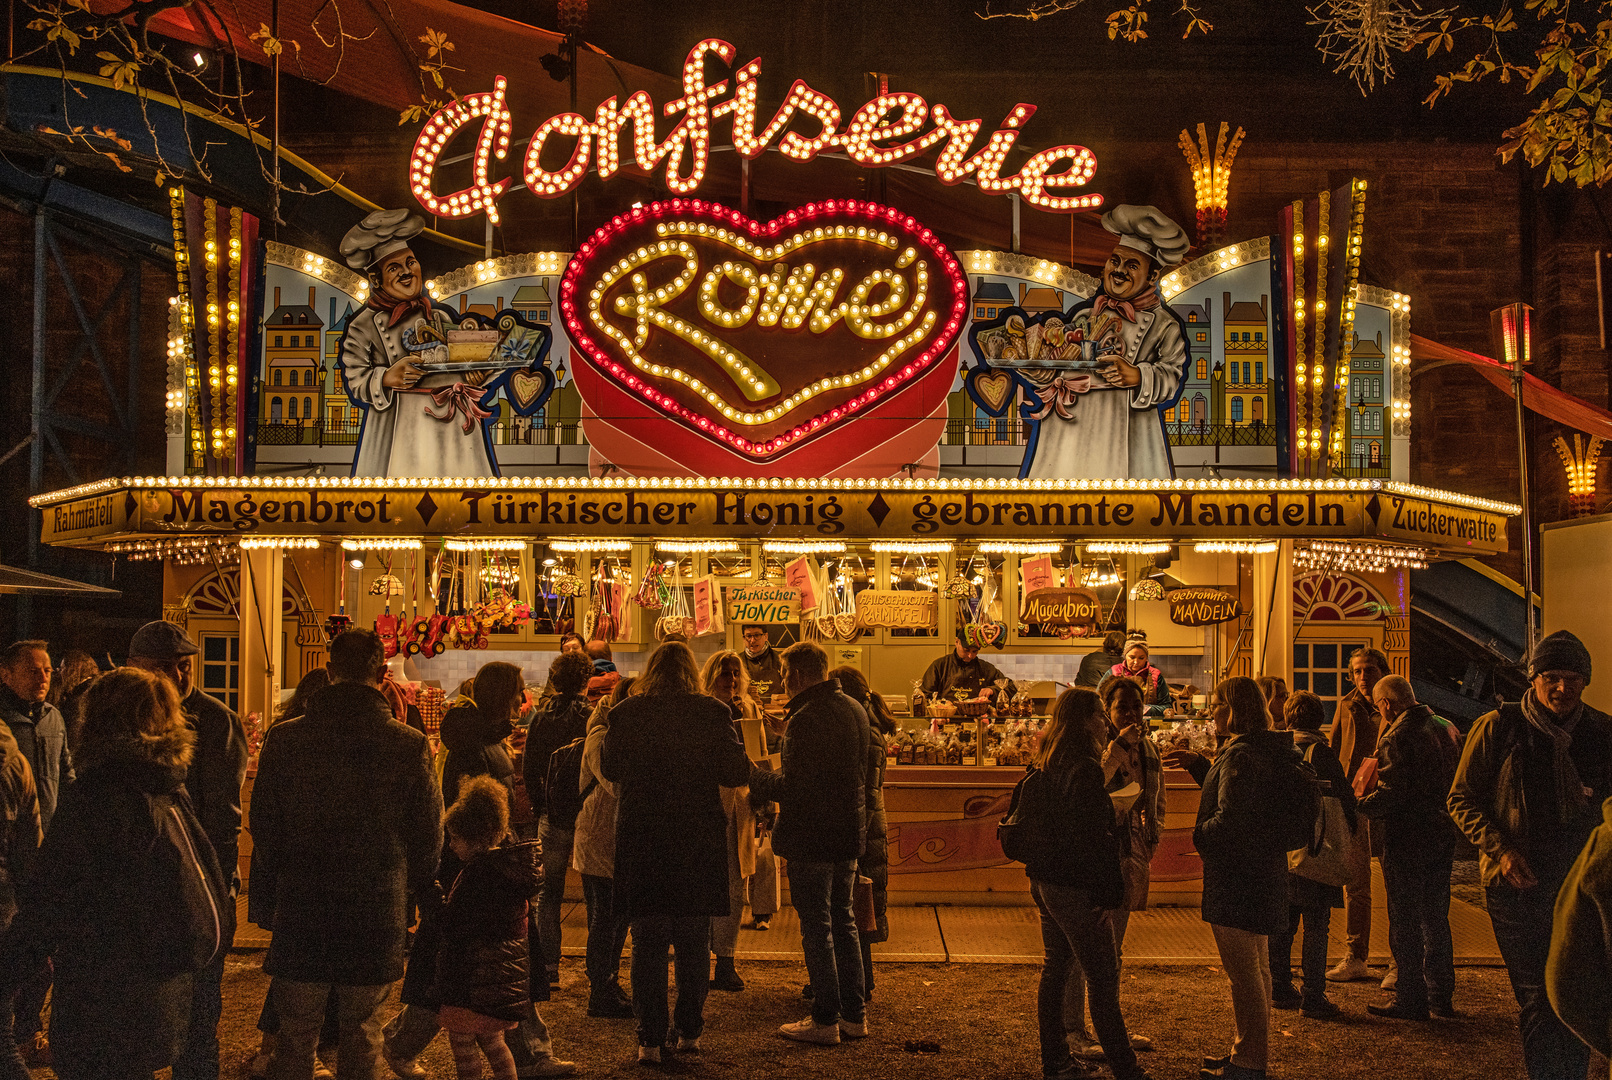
[23,951,1528,1080]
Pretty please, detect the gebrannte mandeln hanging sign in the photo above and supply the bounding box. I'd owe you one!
[407,39,1101,224]
[561,198,968,477]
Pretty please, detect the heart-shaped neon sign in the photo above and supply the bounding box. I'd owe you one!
[560,198,968,473]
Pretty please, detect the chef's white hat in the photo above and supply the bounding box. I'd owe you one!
[1101,205,1189,268]
[339,208,427,272]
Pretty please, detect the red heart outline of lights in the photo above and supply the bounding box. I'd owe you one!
[558,198,969,460]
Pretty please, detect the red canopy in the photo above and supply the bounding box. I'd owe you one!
[1410,333,1612,440]
[132,0,677,119]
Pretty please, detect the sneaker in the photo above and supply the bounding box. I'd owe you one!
[839,1016,869,1039]
[676,1036,701,1052]
[637,1045,661,1065]
[780,1017,841,1045]
[1380,968,1399,991]
[521,1057,578,1078]
[314,1060,335,1080]
[1130,1033,1153,1051]
[1068,1035,1104,1061]
[1301,996,1343,1020]
[1325,956,1371,982]
[385,1049,428,1079]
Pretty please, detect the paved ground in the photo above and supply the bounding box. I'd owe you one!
[87,953,1527,1080]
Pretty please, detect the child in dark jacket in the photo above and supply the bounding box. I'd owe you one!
[435,776,542,1080]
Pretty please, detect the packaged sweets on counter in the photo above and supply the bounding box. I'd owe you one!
[1152,719,1215,754]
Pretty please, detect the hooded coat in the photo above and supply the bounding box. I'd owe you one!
[433,840,543,1022]
[4,705,225,1073]
[249,681,442,986]
[440,701,516,809]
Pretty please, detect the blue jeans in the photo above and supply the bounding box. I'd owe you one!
[629,916,709,1048]
[581,874,631,1000]
[1381,844,1454,1012]
[171,953,224,1080]
[1032,881,1140,1080]
[1489,882,1591,1080]
[789,859,864,1027]
[536,817,575,974]
[1268,903,1332,1000]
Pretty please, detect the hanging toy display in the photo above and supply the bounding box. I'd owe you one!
[325,552,355,642]
[373,557,402,658]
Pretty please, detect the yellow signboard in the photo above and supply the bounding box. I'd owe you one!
[856,589,938,630]
[36,481,1510,556]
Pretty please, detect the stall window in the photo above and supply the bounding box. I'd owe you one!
[707,545,754,582]
[1292,640,1366,722]
[827,546,876,639]
[531,544,583,636]
[199,633,240,713]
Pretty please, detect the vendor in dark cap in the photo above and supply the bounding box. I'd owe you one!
[919,631,1016,704]
[337,208,497,478]
[1450,629,1612,1079]
[124,619,248,1080]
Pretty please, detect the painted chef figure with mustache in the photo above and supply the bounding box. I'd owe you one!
[1021,205,1189,480]
[338,208,498,478]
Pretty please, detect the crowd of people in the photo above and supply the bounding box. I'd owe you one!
[0,622,1608,1080]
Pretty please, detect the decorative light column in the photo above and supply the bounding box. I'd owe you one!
[1491,302,1536,653]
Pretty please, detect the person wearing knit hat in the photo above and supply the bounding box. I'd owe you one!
[1450,627,1612,1080]
[1019,204,1191,481]
[336,209,499,479]
[1530,630,1593,684]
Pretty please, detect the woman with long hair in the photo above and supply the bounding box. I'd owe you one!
[51,650,99,757]
[700,651,758,722]
[601,642,751,1063]
[440,662,524,808]
[1025,689,1152,1080]
[1063,677,1164,1062]
[276,669,332,728]
[700,651,758,993]
[1,667,227,1079]
[572,678,636,1019]
[830,666,893,1002]
[1255,677,1289,732]
[1195,676,1300,1080]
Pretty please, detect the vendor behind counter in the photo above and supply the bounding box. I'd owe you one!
[740,624,785,701]
[920,633,1018,703]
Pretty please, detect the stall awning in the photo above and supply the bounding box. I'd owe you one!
[1411,334,1612,441]
[0,564,119,597]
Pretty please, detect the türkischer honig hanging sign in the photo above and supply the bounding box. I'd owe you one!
[406,39,1102,225]
[562,197,969,477]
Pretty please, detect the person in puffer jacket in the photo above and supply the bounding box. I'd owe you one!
[433,776,543,1080]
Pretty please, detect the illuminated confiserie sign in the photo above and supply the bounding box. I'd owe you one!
[408,39,1101,225]
[561,198,968,474]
